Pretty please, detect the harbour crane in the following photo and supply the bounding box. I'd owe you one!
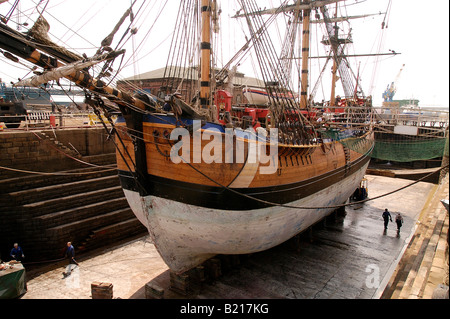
[382,63,405,102]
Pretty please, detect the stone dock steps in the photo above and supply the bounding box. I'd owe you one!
[3,174,120,206]
[1,161,147,262]
[0,161,117,196]
[46,207,136,249]
[22,186,125,217]
[34,197,130,229]
[77,217,146,252]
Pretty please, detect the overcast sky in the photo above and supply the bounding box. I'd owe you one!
[1,0,448,108]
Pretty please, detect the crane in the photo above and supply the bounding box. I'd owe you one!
[382,64,405,102]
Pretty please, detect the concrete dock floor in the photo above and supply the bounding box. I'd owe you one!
[20,174,445,299]
[381,173,449,299]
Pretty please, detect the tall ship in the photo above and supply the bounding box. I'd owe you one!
[0,0,376,273]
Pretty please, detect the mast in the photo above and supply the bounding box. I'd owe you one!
[330,59,337,106]
[329,3,338,107]
[299,1,311,109]
[200,0,212,108]
[353,61,361,99]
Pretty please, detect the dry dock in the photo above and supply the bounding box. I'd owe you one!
[20,173,448,299]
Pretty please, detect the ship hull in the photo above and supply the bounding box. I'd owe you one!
[119,142,370,273]
[115,114,373,273]
[120,159,368,273]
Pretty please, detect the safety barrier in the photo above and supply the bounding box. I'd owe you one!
[27,112,52,121]
[0,112,117,131]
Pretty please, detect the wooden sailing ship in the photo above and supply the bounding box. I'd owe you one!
[0,0,375,273]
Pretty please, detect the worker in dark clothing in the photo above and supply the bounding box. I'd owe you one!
[10,243,24,262]
[65,242,78,265]
[395,213,404,232]
[63,242,78,276]
[382,209,393,230]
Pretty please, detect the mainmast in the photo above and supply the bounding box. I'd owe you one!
[200,0,212,108]
[233,0,346,109]
[299,1,311,109]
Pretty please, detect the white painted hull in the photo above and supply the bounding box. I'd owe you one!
[123,162,369,273]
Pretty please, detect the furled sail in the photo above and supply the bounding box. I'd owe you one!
[14,51,124,88]
[27,16,83,64]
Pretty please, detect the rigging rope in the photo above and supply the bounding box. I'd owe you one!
[368,0,392,96]
[181,152,448,210]
[239,0,317,145]
[30,130,117,169]
[0,165,116,176]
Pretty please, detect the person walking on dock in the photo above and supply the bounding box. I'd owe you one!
[382,209,393,230]
[63,242,78,277]
[395,213,404,233]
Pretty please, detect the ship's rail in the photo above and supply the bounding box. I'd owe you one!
[310,105,374,130]
[372,106,449,138]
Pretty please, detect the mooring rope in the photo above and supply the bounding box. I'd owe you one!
[21,257,65,266]
[31,131,112,169]
[0,165,116,176]
[105,125,448,210]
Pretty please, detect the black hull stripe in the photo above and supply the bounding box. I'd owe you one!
[118,155,371,211]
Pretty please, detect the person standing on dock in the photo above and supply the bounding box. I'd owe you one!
[395,213,404,232]
[382,209,393,230]
[10,243,24,262]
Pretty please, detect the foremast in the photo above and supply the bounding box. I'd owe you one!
[299,1,311,109]
[200,0,212,109]
[329,3,338,107]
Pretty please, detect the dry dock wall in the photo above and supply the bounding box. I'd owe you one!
[0,128,115,180]
[0,128,146,263]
